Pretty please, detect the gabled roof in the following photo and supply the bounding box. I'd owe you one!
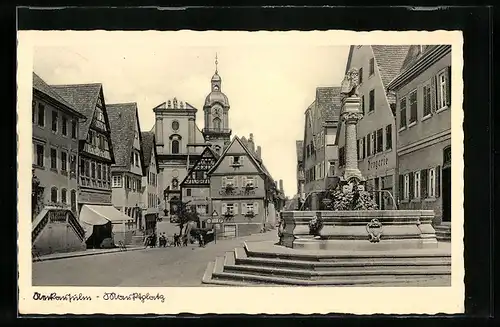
[32,72,85,119]
[180,146,218,186]
[106,102,145,172]
[51,83,103,139]
[371,45,411,89]
[140,131,158,169]
[296,140,303,162]
[207,136,265,176]
[315,86,342,123]
[343,45,411,90]
[400,45,436,72]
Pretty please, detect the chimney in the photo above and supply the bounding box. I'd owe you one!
[256,146,261,159]
[279,179,284,193]
[248,133,255,153]
[275,181,278,189]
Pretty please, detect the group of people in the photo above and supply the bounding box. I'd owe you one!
[144,232,206,248]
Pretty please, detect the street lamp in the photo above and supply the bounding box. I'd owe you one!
[211,209,218,244]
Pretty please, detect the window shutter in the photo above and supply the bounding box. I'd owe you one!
[242,176,247,186]
[398,175,404,201]
[242,203,247,214]
[421,169,428,199]
[435,165,441,197]
[254,202,259,214]
[240,156,244,166]
[431,75,438,112]
[446,66,451,106]
[222,203,227,214]
[409,172,415,199]
[222,177,226,187]
[254,177,258,188]
[234,203,239,214]
[234,176,238,187]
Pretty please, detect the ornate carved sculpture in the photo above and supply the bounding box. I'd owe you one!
[340,111,364,124]
[366,218,383,243]
[340,68,360,98]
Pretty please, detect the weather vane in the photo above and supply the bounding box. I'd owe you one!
[215,53,218,73]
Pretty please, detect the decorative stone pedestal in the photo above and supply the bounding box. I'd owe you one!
[281,210,438,251]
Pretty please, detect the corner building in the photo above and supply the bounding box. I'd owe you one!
[387,45,452,226]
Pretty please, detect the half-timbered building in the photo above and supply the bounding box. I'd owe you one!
[52,83,134,247]
[180,146,219,223]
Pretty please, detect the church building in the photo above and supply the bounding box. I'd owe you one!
[155,55,232,221]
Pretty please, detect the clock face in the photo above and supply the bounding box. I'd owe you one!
[212,107,221,116]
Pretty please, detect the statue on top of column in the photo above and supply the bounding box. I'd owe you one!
[340,67,360,98]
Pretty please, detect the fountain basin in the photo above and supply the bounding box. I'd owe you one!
[281,210,437,251]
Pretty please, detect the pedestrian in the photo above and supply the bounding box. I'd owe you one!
[199,233,205,248]
[173,233,179,247]
[182,234,188,247]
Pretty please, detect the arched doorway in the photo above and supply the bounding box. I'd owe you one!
[442,146,451,223]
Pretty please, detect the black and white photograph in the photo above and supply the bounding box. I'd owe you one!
[18,29,464,315]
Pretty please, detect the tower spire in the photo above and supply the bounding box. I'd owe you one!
[215,53,218,74]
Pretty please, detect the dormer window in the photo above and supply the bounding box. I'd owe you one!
[231,156,242,166]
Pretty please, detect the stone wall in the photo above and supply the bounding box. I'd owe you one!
[34,221,86,255]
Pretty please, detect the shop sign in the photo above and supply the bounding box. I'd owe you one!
[367,156,389,171]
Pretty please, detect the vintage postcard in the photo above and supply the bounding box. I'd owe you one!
[18,29,464,315]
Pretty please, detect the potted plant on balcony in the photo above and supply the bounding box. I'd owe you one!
[244,210,255,218]
[224,183,235,194]
[223,210,234,221]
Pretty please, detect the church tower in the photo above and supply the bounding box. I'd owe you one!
[202,54,231,155]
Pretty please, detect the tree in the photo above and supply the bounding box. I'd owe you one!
[32,170,44,219]
[175,201,200,235]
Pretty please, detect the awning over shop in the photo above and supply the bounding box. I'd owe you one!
[79,205,134,240]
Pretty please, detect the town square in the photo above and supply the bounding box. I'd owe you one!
[29,34,452,287]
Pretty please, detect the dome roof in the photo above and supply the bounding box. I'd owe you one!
[205,91,229,107]
[211,72,221,82]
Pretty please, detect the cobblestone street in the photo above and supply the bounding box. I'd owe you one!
[32,230,278,287]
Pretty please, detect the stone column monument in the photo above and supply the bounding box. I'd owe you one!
[339,68,365,187]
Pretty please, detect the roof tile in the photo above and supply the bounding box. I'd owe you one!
[106,103,138,168]
[50,83,103,139]
[371,45,411,88]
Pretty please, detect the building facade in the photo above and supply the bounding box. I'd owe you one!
[155,57,232,221]
[107,102,146,229]
[335,45,410,209]
[51,83,116,212]
[207,136,279,238]
[154,97,207,220]
[180,146,219,224]
[302,87,342,205]
[387,45,452,225]
[140,131,160,234]
[32,73,85,215]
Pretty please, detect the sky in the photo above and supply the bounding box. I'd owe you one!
[32,32,349,198]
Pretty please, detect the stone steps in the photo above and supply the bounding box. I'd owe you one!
[435,224,451,242]
[202,243,452,286]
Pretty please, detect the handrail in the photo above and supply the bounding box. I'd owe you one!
[32,207,85,243]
